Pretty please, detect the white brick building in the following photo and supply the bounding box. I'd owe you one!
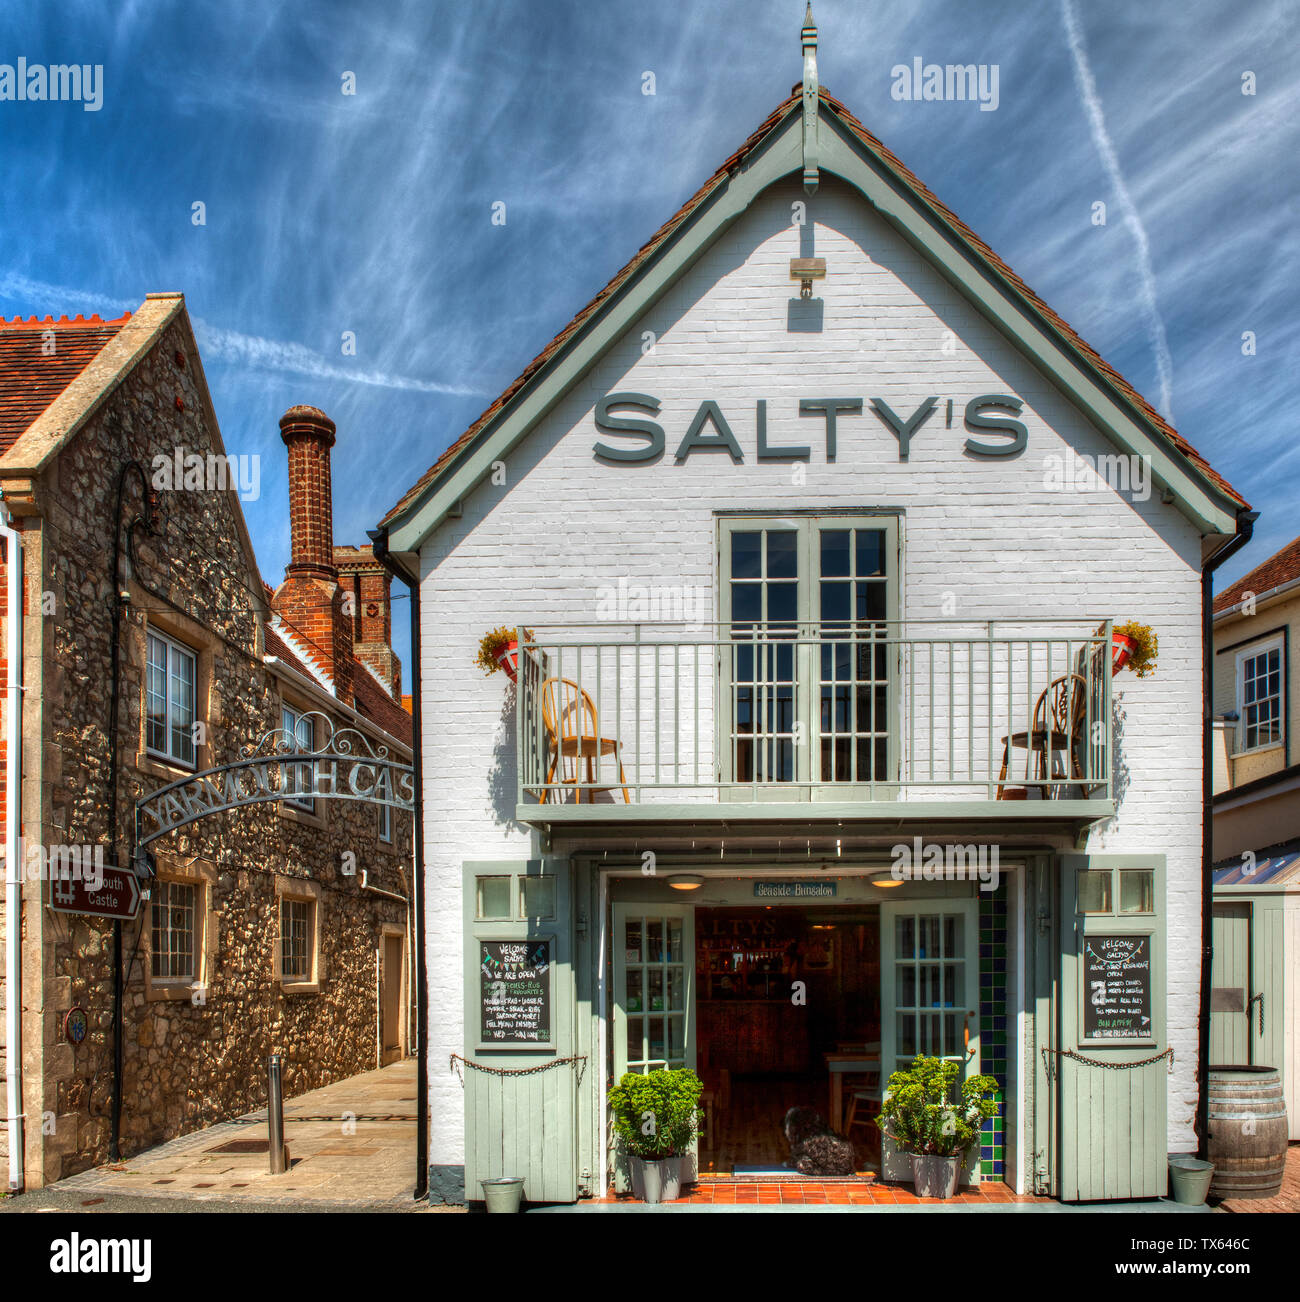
[377,27,1249,1205]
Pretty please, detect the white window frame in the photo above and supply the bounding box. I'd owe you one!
[276,877,323,993]
[145,628,198,769]
[144,860,214,1003]
[1235,636,1284,754]
[151,879,198,982]
[281,704,316,813]
[377,799,392,843]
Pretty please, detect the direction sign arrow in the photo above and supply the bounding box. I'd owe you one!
[48,863,141,920]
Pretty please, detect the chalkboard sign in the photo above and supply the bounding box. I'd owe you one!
[1083,934,1152,1040]
[480,939,552,1046]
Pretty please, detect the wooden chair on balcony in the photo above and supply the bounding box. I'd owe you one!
[539,677,630,804]
[996,672,1090,800]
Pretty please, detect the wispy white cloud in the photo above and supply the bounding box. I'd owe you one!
[1059,0,1175,422]
[192,321,482,396]
[0,272,479,396]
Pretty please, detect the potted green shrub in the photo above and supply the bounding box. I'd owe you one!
[875,1055,1000,1199]
[1111,620,1157,678]
[475,625,533,682]
[608,1067,703,1203]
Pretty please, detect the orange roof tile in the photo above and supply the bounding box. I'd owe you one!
[0,312,133,452]
[383,87,1245,527]
[1214,534,1300,613]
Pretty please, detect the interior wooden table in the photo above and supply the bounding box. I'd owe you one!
[824,1052,880,1132]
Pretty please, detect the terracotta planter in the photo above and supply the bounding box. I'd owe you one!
[495,640,519,682]
[1111,632,1137,675]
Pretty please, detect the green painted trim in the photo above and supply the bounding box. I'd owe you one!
[516,799,1112,825]
[388,99,1238,552]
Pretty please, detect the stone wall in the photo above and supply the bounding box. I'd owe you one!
[17,314,412,1183]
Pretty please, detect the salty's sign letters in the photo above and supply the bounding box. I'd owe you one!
[480,940,552,1046]
[1083,935,1152,1040]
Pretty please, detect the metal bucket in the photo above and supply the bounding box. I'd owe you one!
[1207,1066,1287,1200]
[480,1177,525,1213]
[1168,1156,1214,1205]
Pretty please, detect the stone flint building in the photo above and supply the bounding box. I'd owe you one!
[375,13,1252,1205]
[0,293,414,1189]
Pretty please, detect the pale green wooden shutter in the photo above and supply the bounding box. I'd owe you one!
[1058,854,1167,1201]
[462,859,578,1203]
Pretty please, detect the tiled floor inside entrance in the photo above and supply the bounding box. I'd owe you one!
[599,1177,1050,1205]
[699,1074,881,1177]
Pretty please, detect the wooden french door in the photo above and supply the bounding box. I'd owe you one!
[879,897,980,1183]
[612,905,695,1076]
[717,515,899,799]
[610,904,696,1189]
[880,898,981,1077]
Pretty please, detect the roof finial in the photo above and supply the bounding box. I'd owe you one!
[801,3,819,193]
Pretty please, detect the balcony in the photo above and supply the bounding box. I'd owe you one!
[515,620,1115,831]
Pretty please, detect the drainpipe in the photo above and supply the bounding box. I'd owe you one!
[1198,508,1257,1159]
[1,508,23,1191]
[369,526,427,1201]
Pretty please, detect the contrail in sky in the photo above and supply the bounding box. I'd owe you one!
[1060,0,1175,423]
[0,272,479,397]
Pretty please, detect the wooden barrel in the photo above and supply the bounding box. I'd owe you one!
[1207,1066,1288,1199]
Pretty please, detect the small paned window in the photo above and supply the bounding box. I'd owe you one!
[151,880,197,980]
[477,877,511,919]
[1240,645,1282,750]
[281,897,313,980]
[146,631,197,767]
[281,706,315,811]
[520,877,556,919]
[1076,869,1112,914]
[1119,870,1155,914]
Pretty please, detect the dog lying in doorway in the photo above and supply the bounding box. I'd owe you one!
[782,1106,859,1176]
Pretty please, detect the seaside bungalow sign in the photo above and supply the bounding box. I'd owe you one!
[592,391,1028,464]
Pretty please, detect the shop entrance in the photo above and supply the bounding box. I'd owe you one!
[608,877,993,1189]
[695,904,882,1175]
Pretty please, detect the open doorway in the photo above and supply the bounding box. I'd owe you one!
[695,905,881,1176]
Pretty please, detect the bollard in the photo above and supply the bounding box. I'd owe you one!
[268,1054,287,1174]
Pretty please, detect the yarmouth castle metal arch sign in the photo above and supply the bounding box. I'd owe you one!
[134,711,414,848]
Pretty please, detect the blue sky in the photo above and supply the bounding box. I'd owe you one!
[2,0,1296,660]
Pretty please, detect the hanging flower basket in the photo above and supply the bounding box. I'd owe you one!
[1111,632,1137,675]
[495,641,520,682]
[475,626,534,682]
[1111,621,1158,678]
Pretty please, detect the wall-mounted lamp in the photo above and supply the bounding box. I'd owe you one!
[790,256,826,299]
[668,874,704,891]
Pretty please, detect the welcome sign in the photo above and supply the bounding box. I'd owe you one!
[592,391,1028,464]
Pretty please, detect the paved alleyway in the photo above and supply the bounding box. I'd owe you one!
[51,1060,420,1208]
[1217,1143,1300,1214]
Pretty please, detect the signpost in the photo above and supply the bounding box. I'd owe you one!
[48,862,141,920]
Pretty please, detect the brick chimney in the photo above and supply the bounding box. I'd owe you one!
[271,405,354,705]
[335,544,400,697]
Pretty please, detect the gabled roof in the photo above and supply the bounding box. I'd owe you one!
[1214,534,1300,615]
[0,312,132,451]
[382,86,1246,546]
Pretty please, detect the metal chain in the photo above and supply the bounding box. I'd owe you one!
[1041,1046,1173,1083]
[450,1053,587,1084]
